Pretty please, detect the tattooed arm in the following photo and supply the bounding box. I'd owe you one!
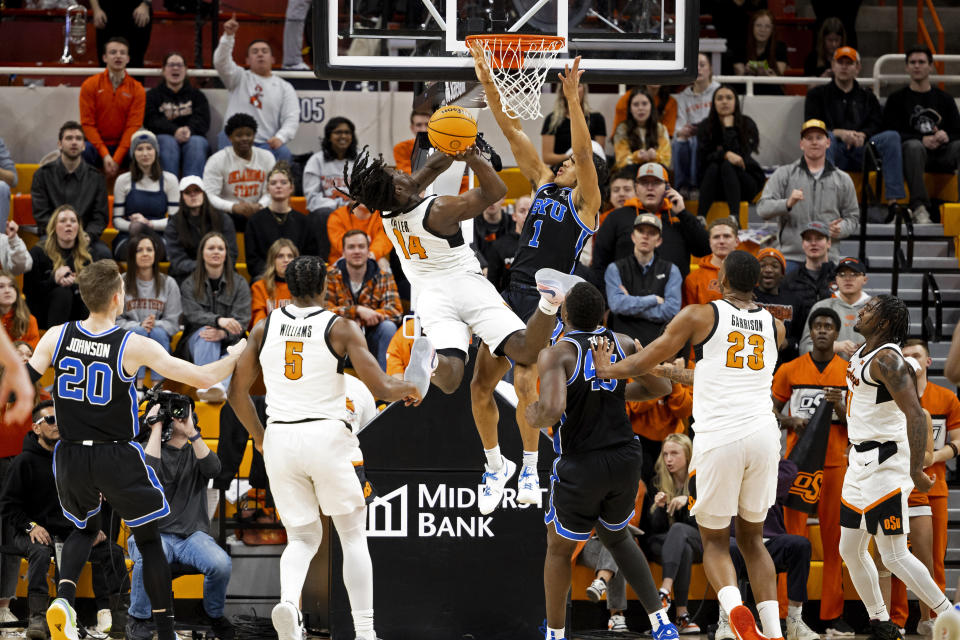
[872,349,935,492]
[651,363,694,387]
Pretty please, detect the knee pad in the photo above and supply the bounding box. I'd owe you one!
[287,520,324,554]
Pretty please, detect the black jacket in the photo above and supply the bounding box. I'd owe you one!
[804,80,883,138]
[144,83,211,137]
[244,208,315,280]
[0,433,71,534]
[780,261,836,339]
[696,116,765,187]
[163,210,239,281]
[485,229,520,293]
[30,159,109,238]
[593,200,710,280]
[23,245,90,329]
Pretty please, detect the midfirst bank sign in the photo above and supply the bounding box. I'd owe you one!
[366,482,549,538]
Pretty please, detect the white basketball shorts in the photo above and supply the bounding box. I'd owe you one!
[263,420,370,526]
[415,271,526,356]
[688,423,780,529]
[841,439,912,536]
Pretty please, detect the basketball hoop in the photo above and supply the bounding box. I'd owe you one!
[466,34,564,121]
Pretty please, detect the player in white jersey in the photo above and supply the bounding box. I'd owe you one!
[227,256,422,640]
[593,251,787,640]
[837,295,952,640]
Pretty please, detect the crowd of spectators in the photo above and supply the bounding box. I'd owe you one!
[3,10,960,637]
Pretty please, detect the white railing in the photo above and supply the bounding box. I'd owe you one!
[0,67,318,80]
[872,53,960,96]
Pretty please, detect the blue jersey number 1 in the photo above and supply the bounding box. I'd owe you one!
[528,219,543,248]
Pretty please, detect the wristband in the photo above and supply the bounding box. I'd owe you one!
[188,431,202,443]
[948,442,959,459]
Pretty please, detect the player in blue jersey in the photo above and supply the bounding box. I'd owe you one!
[469,49,607,513]
[25,261,244,640]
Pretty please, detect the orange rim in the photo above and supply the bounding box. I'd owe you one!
[466,34,564,70]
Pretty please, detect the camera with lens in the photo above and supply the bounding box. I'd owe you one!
[139,383,196,443]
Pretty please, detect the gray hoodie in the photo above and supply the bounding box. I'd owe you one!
[117,275,183,338]
[798,291,871,356]
[757,158,859,263]
[303,151,353,214]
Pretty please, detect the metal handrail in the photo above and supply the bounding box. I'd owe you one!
[918,0,946,74]
[921,271,943,343]
[872,53,960,96]
[891,205,915,297]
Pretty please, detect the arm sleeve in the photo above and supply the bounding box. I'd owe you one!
[275,82,301,144]
[0,464,34,532]
[664,381,693,419]
[112,175,132,232]
[114,85,146,164]
[213,34,244,90]
[187,89,211,137]
[203,156,236,213]
[655,124,672,168]
[756,167,791,220]
[79,80,108,158]
[771,362,793,404]
[30,169,54,231]
[605,262,657,315]
[323,272,355,319]
[613,132,634,170]
[250,282,268,328]
[7,234,32,275]
[641,265,682,322]
[677,210,711,257]
[231,277,252,329]
[196,450,222,479]
[157,277,182,337]
[837,173,860,237]
[375,273,404,324]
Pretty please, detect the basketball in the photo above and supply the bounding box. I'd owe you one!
[427,106,478,155]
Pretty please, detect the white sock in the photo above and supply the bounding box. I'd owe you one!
[522,450,538,469]
[649,608,670,632]
[756,600,781,638]
[787,604,802,620]
[538,298,561,315]
[717,586,743,617]
[546,626,566,639]
[352,611,375,640]
[484,446,503,471]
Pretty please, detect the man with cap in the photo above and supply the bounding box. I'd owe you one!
[804,46,906,209]
[682,218,739,307]
[881,45,960,225]
[605,211,682,346]
[757,119,858,274]
[799,257,869,359]
[754,247,802,364]
[594,162,709,281]
[780,221,837,340]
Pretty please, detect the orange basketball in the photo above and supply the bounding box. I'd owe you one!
[427,106,478,155]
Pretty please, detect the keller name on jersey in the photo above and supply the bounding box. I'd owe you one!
[731,315,764,332]
[65,338,111,358]
[389,219,411,233]
[279,323,312,338]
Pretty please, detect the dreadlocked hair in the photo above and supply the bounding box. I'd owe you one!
[873,294,910,345]
[286,256,327,299]
[342,145,395,213]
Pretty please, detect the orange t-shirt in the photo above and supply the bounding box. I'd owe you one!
[249,280,291,328]
[916,381,960,499]
[326,205,394,263]
[626,382,692,442]
[386,317,416,377]
[393,138,416,174]
[771,352,849,468]
[682,255,722,307]
[2,309,39,349]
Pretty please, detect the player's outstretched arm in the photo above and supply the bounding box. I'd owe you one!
[593,305,706,380]
[330,317,422,405]
[0,327,35,424]
[615,334,673,401]
[428,146,508,234]
[873,350,934,492]
[470,43,553,189]
[226,321,266,451]
[125,334,246,390]
[525,343,569,428]
[560,58,601,227]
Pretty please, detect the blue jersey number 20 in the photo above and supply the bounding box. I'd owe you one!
[57,357,112,406]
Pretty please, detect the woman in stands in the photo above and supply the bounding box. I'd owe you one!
[163,176,238,282]
[23,205,92,329]
[0,271,38,348]
[639,433,701,635]
[179,231,250,403]
[541,82,607,166]
[245,163,314,280]
[112,130,179,260]
[804,18,846,78]
[250,238,298,328]
[303,117,358,260]
[117,234,182,385]
[695,86,764,219]
[734,10,788,95]
[613,87,671,170]
[672,54,720,196]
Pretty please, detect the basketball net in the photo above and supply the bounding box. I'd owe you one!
[467,34,564,121]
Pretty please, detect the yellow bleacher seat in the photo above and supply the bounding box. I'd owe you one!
[14,164,38,195]
[685,201,749,229]
[497,168,534,201]
[236,232,245,263]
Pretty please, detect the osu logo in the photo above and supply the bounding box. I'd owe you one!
[883,515,901,532]
[788,470,823,504]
